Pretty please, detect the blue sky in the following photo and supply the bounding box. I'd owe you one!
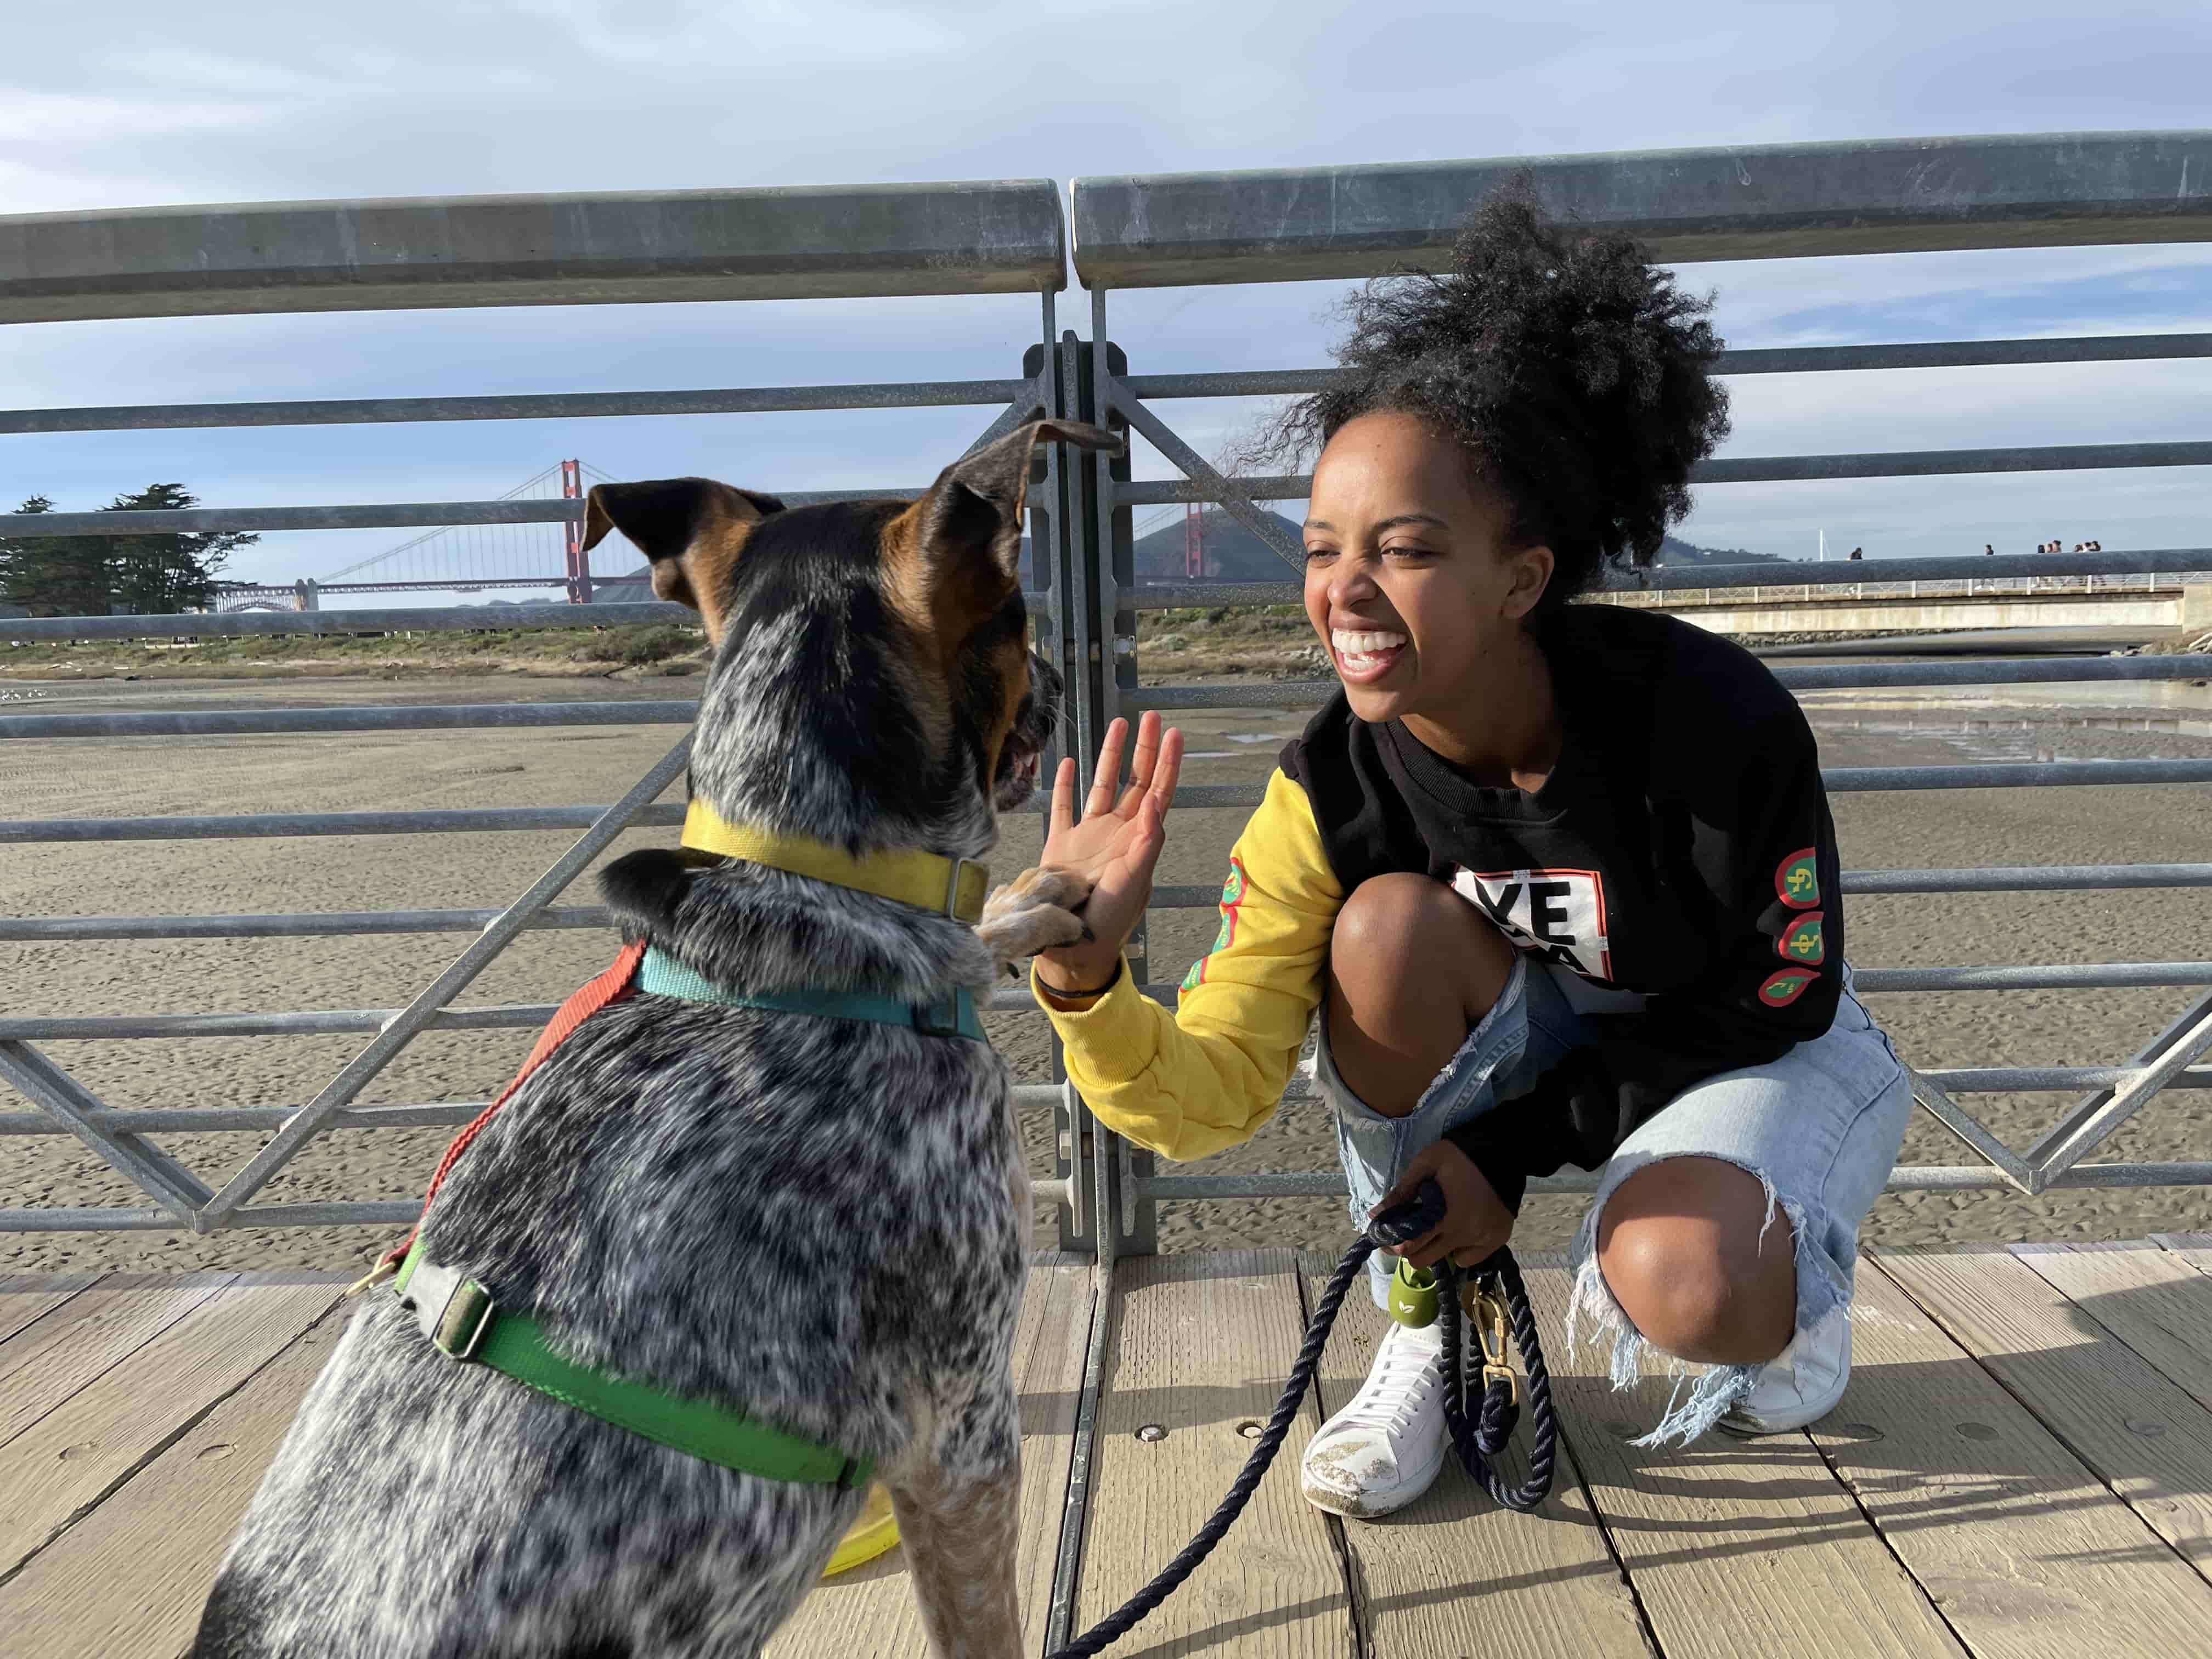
[4,1,2210,597]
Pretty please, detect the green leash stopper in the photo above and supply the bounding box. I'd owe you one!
[1386,1256,1441,1329]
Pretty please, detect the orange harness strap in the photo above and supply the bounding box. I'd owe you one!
[374,939,648,1275]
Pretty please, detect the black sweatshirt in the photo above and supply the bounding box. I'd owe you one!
[1279,603,1844,1211]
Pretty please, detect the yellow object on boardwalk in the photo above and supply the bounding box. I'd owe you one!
[822,1481,900,1576]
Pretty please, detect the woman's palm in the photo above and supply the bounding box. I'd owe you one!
[1040,714,1183,960]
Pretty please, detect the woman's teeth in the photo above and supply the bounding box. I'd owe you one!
[1332,628,1407,667]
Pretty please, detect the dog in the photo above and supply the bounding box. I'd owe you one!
[187,419,1120,1659]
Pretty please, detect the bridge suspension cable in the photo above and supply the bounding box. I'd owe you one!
[319,462,586,588]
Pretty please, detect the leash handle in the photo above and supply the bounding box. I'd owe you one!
[1040,1177,1557,1659]
[1367,1176,1450,1251]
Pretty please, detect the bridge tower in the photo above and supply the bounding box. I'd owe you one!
[1184,501,1204,578]
[561,459,590,603]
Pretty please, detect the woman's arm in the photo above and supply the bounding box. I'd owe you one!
[1035,767,1344,1161]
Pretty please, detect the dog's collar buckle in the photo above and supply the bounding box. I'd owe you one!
[432,1276,498,1362]
[945,857,988,924]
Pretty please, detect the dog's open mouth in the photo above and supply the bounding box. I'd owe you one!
[995,742,1044,811]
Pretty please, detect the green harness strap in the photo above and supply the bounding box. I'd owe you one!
[394,1235,871,1488]
[384,947,1004,1489]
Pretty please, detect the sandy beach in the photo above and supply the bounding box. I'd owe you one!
[4,668,2211,1278]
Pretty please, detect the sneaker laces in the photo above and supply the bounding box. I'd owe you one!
[1339,1328,1443,1437]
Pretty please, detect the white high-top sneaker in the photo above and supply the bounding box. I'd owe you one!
[1717,1302,1852,1436]
[1300,1318,1449,1518]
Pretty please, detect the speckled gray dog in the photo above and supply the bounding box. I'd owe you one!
[187,419,1120,1659]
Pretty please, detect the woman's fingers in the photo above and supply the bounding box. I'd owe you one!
[1116,797,1169,892]
[1147,724,1184,814]
[1048,757,1079,841]
[1084,719,1128,821]
[1120,712,1160,814]
[1403,1226,1500,1272]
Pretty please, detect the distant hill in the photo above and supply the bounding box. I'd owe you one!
[585,516,1780,606]
[1653,536,1780,567]
[1122,509,1779,584]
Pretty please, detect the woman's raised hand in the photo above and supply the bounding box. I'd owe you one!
[1035,711,1183,996]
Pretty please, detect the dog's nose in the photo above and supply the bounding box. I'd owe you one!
[1029,648,1063,701]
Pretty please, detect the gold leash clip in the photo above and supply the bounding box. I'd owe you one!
[1464,1280,1519,1408]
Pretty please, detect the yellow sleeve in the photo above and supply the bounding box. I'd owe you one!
[1029,767,1344,1161]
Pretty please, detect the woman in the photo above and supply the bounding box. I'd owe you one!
[1029,188,1912,1520]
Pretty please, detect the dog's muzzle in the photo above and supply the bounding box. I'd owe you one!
[995,647,1063,812]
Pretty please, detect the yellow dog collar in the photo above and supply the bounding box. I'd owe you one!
[680,801,990,926]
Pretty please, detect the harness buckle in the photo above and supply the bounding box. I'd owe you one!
[431,1277,498,1362]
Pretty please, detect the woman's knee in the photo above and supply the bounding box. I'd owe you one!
[1323,874,1518,1120]
[1594,1158,1796,1365]
[1330,872,1514,1015]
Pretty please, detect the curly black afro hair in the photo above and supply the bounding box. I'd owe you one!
[1256,177,1731,617]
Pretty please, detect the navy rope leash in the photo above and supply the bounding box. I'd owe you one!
[1041,1179,1559,1659]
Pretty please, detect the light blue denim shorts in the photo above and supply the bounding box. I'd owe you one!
[1311,951,1913,1445]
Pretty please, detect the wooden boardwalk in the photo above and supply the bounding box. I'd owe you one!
[4,1239,2211,1656]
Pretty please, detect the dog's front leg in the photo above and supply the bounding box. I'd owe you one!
[887,1390,1025,1658]
[975,865,1092,977]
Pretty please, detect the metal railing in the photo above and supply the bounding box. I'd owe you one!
[0,175,1116,1246]
[4,132,2212,1258]
[1064,128,2212,1257]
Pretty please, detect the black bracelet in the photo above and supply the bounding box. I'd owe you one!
[1041,958,1121,999]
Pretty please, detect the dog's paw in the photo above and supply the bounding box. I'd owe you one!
[977,865,1093,969]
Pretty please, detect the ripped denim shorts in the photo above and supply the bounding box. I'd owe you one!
[1309,951,1912,1447]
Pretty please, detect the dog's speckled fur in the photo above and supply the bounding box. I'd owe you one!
[188,420,1121,1659]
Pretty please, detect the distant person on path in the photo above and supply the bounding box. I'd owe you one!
[1848,548,1863,561]
[1985,544,1995,556]
[1029,187,1911,1517]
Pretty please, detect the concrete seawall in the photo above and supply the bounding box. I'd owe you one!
[1600,584,2208,637]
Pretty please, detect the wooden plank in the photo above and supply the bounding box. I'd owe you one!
[1810,1257,2212,1654]
[767,1254,1094,1656]
[0,1273,348,1577]
[1296,1251,1652,1659]
[1519,1262,1966,1658]
[0,1273,238,1449]
[1872,1244,2212,1577]
[2006,1240,2212,1416]
[1073,1249,1353,1655]
[2152,1232,2212,1276]
[0,1273,104,1347]
[0,1299,346,1659]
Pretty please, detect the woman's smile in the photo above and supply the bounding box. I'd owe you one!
[1330,623,1409,682]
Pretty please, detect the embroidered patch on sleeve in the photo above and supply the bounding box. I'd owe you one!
[1775,847,1821,909]
[1778,910,1826,966]
[1759,967,1818,1007]
[1181,855,1248,994]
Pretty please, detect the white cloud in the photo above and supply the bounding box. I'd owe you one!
[4,0,2210,588]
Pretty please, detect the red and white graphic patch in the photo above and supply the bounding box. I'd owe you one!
[1450,866,1613,981]
[1758,967,1818,1007]
[1775,846,1821,909]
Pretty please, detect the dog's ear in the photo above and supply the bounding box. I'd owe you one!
[580,479,785,644]
[888,420,1122,641]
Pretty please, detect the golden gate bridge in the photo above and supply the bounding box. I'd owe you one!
[218,469,1224,613]
[216,460,636,611]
